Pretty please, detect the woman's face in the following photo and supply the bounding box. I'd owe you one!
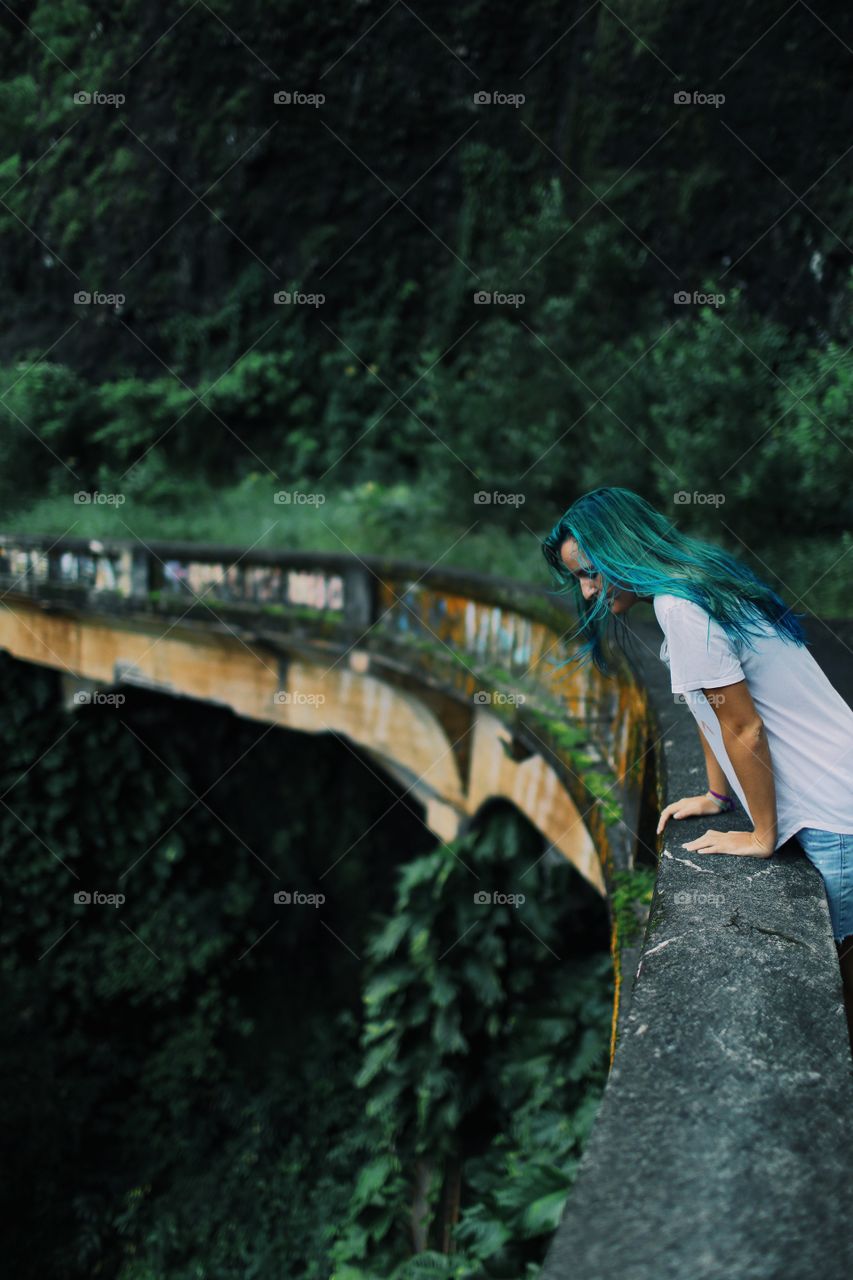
[559,537,642,615]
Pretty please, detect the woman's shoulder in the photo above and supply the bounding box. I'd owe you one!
[652,592,705,623]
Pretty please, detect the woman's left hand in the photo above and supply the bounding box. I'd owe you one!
[680,828,774,858]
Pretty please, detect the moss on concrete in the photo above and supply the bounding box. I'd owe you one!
[610,866,657,947]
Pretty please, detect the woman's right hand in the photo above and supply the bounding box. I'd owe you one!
[657,793,724,835]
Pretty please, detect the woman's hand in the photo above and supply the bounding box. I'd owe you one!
[657,793,724,834]
[680,829,774,858]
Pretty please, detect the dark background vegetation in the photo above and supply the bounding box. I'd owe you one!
[0,654,612,1278]
[0,0,850,604]
[0,0,851,1275]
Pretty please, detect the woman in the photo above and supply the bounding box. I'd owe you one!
[542,485,853,1049]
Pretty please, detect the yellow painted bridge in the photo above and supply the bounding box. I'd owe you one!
[0,531,658,1045]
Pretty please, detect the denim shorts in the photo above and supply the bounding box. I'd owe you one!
[794,827,853,943]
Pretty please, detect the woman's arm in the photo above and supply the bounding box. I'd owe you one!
[697,722,730,796]
[707,681,777,846]
[715,713,777,847]
[681,679,778,857]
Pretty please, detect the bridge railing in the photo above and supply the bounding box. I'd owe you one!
[0,529,658,1045]
[539,614,853,1280]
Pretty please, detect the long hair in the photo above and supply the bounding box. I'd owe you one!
[541,486,808,675]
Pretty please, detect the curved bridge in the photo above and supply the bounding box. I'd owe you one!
[0,531,656,1053]
[2,530,850,1279]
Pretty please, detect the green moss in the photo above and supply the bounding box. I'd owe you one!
[525,708,590,752]
[141,579,648,836]
[377,632,470,668]
[478,663,523,687]
[583,771,623,825]
[146,591,344,629]
[610,866,657,947]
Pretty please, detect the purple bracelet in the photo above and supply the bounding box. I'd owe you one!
[708,788,735,812]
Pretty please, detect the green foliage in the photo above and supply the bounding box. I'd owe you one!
[610,866,657,948]
[0,652,612,1279]
[0,649,425,1278]
[0,0,849,605]
[329,804,613,1277]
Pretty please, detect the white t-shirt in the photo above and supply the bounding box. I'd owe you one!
[653,593,853,850]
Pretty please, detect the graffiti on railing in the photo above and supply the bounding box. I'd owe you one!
[0,545,133,593]
[0,540,348,615]
[0,533,652,832]
[161,560,346,611]
[379,582,538,672]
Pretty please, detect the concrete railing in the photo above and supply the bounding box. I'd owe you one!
[540,613,853,1280]
[0,530,657,1059]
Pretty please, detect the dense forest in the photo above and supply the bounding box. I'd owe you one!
[0,1,850,605]
[0,651,613,1277]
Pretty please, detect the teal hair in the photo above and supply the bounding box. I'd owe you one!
[541,487,808,676]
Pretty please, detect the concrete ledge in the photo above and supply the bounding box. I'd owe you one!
[541,614,853,1280]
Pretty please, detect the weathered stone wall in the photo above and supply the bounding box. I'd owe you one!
[540,614,853,1280]
[0,533,658,1061]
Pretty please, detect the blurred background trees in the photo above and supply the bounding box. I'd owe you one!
[0,0,849,603]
